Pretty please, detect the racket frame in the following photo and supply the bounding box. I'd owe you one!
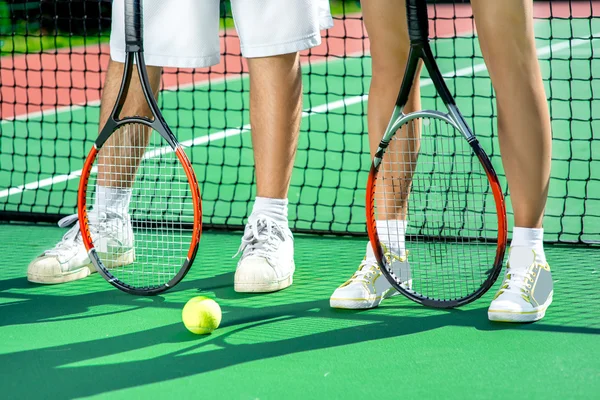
[366,0,508,308]
[77,0,202,295]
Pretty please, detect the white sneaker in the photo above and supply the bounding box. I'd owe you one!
[488,247,553,323]
[27,212,135,284]
[234,214,295,293]
[330,243,411,309]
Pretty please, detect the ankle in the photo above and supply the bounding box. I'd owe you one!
[375,220,407,256]
[94,185,132,215]
[511,227,546,264]
[250,197,288,225]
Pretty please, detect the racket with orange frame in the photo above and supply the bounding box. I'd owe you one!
[77,0,201,295]
[365,0,507,308]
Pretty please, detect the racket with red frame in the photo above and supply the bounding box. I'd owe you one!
[77,0,202,295]
[366,0,507,308]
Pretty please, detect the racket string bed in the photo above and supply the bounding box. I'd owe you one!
[376,117,498,303]
[87,123,196,291]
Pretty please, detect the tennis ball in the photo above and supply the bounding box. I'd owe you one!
[182,296,222,334]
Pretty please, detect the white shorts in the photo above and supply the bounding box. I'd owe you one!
[110,0,333,68]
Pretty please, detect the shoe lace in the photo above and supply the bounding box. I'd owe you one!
[500,263,536,301]
[353,260,380,284]
[45,212,126,256]
[352,251,406,284]
[234,215,286,263]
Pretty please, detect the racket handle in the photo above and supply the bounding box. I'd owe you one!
[125,0,143,52]
[406,0,429,44]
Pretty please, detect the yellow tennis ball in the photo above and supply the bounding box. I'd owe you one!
[182,296,222,334]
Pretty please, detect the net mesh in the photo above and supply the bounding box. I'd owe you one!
[0,0,599,245]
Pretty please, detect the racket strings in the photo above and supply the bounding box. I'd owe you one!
[87,123,194,289]
[376,117,497,301]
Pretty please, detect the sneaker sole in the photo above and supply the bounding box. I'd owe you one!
[330,296,385,310]
[27,250,135,285]
[234,274,293,293]
[488,293,553,323]
[27,264,95,284]
[97,249,136,269]
[329,279,411,310]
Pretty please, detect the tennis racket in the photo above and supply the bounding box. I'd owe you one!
[366,0,507,308]
[77,0,202,295]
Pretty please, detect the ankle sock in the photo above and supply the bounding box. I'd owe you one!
[511,227,546,264]
[250,197,288,225]
[94,185,132,215]
[376,219,407,257]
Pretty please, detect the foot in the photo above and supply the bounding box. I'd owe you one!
[488,247,553,323]
[330,243,411,309]
[234,214,295,293]
[27,212,135,284]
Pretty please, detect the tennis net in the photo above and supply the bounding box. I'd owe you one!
[0,0,598,244]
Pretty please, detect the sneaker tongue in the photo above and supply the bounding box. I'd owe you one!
[255,218,285,241]
[508,246,536,270]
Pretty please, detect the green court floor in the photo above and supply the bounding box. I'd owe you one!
[1,224,599,399]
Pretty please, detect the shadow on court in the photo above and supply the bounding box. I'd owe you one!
[1,227,598,398]
[1,269,599,399]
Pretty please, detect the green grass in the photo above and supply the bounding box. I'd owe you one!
[329,0,362,15]
[0,32,110,55]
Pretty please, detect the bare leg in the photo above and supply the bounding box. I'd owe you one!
[246,53,302,199]
[96,59,162,188]
[233,53,301,293]
[362,0,422,221]
[471,0,551,228]
[329,1,421,306]
[478,0,553,322]
[26,59,163,284]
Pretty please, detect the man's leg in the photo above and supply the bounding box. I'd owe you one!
[94,60,161,216]
[27,60,161,284]
[96,60,162,190]
[233,52,302,293]
[247,53,302,200]
[331,0,420,309]
[470,0,553,322]
[231,0,333,293]
[27,0,221,285]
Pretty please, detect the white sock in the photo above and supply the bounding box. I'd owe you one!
[250,197,288,225]
[511,227,546,264]
[376,219,407,257]
[94,185,132,215]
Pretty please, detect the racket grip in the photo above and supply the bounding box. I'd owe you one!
[125,0,143,51]
[406,0,429,43]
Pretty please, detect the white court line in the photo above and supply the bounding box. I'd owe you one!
[0,34,597,199]
[2,74,222,124]
[1,50,365,124]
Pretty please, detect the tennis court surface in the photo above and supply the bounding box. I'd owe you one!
[1,1,599,398]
